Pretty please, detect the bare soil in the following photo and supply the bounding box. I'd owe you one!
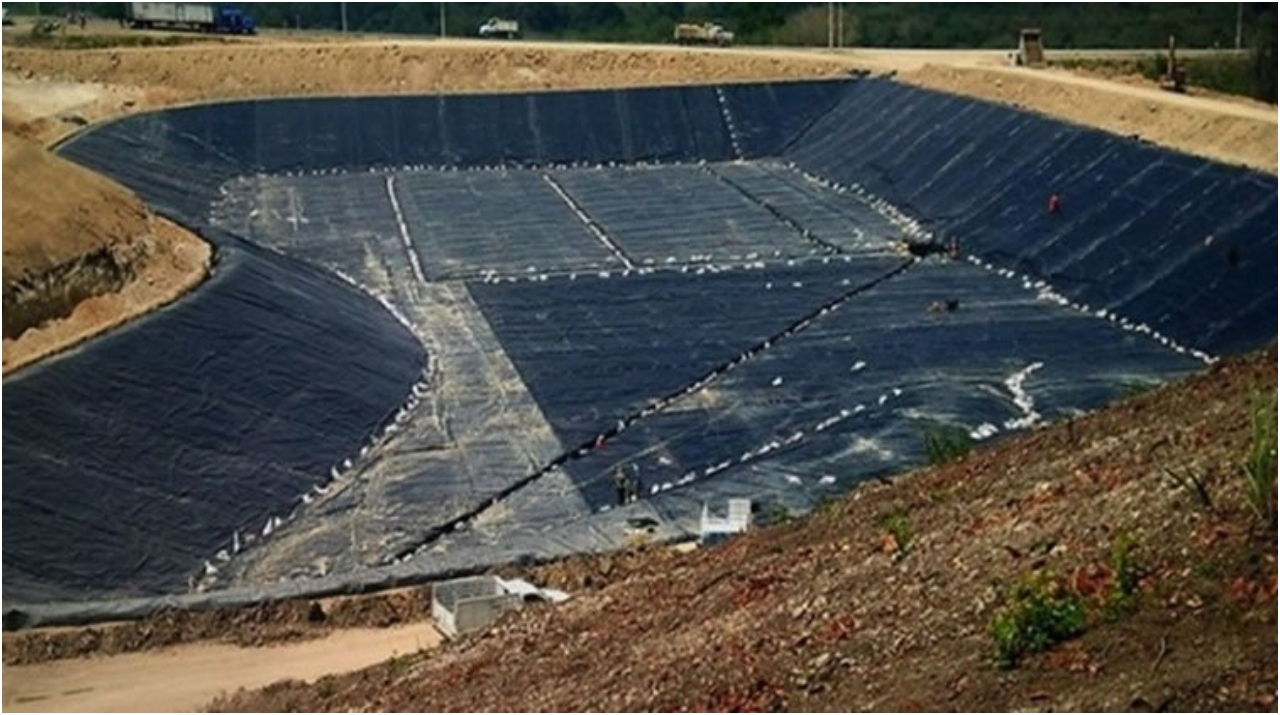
[3,622,440,713]
[901,64,1277,173]
[1,129,210,375]
[207,347,1277,712]
[1,40,857,106]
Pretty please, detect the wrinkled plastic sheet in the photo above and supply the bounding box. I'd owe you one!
[7,78,1275,629]
[785,78,1278,355]
[2,237,426,603]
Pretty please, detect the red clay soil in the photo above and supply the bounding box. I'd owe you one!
[209,346,1278,712]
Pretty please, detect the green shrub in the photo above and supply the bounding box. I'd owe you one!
[879,508,912,559]
[989,571,1087,669]
[1106,532,1141,616]
[920,421,973,465]
[763,502,796,526]
[1242,392,1278,527]
[1120,380,1157,398]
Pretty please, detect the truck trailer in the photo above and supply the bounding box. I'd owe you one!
[125,2,255,35]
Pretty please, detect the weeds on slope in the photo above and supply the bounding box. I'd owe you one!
[1242,391,1277,528]
[989,570,1088,670]
[920,420,973,465]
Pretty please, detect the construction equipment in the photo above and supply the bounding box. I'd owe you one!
[1015,28,1045,67]
[673,22,734,48]
[124,3,255,35]
[30,18,63,36]
[1158,35,1187,93]
[478,17,519,39]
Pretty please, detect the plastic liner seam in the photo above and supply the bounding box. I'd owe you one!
[389,256,918,562]
[541,172,637,269]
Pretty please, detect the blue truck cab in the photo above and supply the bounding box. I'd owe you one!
[217,6,255,34]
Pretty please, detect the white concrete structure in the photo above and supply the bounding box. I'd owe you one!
[431,575,569,638]
[700,498,753,545]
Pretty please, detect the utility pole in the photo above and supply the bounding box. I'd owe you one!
[439,2,446,38]
[1235,1,1243,49]
[340,2,347,34]
[837,3,844,48]
[827,2,834,49]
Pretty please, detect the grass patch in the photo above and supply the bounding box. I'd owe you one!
[1105,532,1141,617]
[1242,391,1277,527]
[920,420,973,465]
[1150,436,1213,510]
[1120,380,1158,398]
[763,502,797,527]
[813,493,842,513]
[10,31,229,50]
[989,570,1087,669]
[385,652,411,678]
[879,508,912,560]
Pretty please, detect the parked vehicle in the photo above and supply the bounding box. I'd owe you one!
[124,3,255,35]
[478,17,519,40]
[1014,27,1045,67]
[673,22,734,47]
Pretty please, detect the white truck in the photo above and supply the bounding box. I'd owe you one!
[673,22,734,47]
[478,17,519,40]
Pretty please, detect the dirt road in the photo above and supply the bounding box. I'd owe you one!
[982,63,1277,124]
[3,622,440,712]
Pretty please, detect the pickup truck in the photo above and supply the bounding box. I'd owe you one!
[478,17,519,40]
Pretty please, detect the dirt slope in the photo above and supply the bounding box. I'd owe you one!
[210,347,1277,713]
[1,129,210,375]
[1,41,857,105]
[2,129,146,284]
[902,64,1278,174]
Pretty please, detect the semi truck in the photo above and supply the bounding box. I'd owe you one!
[673,22,734,47]
[125,3,256,35]
[478,17,519,39]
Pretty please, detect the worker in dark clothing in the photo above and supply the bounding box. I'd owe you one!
[628,468,644,503]
[613,466,629,507]
[1048,193,1062,215]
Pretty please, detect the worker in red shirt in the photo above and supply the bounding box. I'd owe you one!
[1048,193,1063,215]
